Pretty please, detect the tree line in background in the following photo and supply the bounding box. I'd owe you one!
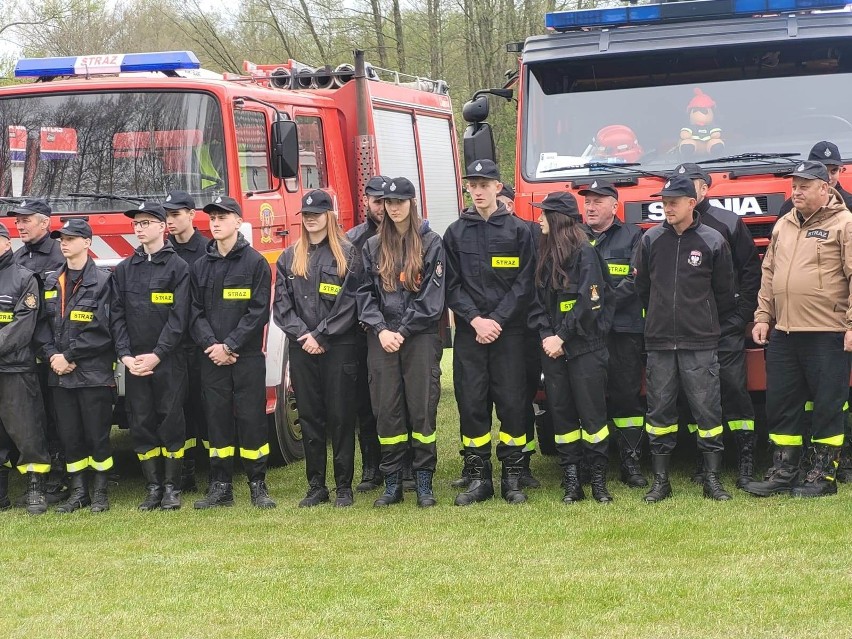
[0,0,591,176]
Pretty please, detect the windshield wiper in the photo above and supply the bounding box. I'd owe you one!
[542,161,669,180]
[65,192,145,204]
[698,152,800,165]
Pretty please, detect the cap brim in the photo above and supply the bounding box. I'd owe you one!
[50,229,88,239]
[161,202,189,210]
[462,173,499,180]
[202,204,240,214]
[8,207,41,216]
[364,188,384,197]
[653,190,694,198]
[124,209,166,220]
[383,194,415,200]
[577,188,617,199]
[300,206,331,214]
[787,173,824,181]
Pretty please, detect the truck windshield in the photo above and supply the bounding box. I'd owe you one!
[0,91,226,213]
[523,38,852,180]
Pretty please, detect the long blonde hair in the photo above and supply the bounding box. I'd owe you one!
[378,199,424,292]
[291,212,349,278]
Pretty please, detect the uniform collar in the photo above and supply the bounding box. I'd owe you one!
[24,231,55,253]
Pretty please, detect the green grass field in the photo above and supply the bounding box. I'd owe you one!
[1,352,851,639]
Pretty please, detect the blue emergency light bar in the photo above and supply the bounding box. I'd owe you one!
[545,0,850,31]
[14,51,201,78]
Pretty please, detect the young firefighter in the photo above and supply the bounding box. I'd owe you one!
[164,189,209,493]
[38,219,114,513]
[111,202,190,511]
[528,192,615,503]
[345,176,388,492]
[444,160,536,505]
[0,221,51,515]
[190,196,275,509]
[274,190,359,508]
[357,177,445,508]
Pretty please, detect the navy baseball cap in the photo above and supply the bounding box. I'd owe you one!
[532,192,581,219]
[365,176,391,198]
[652,176,698,199]
[203,196,243,216]
[383,177,416,200]
[578,179,619,200]
[498,184,516,200]
[124,201,167,222]
[463,159,501,181]
[788,160,830,183]
[0,222,9,239]
[301,190,334,214]
[8,198,51,217]
[672,162,712,187]
[51,218,92,239]
[162,190,196,211]
[808,141,842,167]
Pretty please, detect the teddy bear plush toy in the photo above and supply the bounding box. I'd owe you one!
[679,88,724,157]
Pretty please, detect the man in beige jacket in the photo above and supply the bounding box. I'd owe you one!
[746,160,852,498]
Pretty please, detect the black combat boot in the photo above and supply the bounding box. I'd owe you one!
[373,470,404,507]
[25,472,48,515]
[160,458,183,511]
[590,463,613,503]
[138,458,163,511]
[55,472,90,513]
[194,481,235,509]
[356,440,382,492]
[249,479,277,508]
[617,428,647,488]
[415,470,437,508]
[450,452,473,489]
[298,484,330,508]
[500,462,528,504]
[791,445,841,498]
[702,451,732,501]
[644,453,673,503]
[734,430,756,489]
[181,457,198,493]
[561,465,585,504]
[519,451,541,489]
[742,446,801,497]
[0,468,11,511]
[334,486,354,508]
[835,442,852,483]
[90,472,110,513]
[454,455,494,506]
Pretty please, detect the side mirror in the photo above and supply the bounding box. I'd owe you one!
[463,122,496,167]
[271,119,299,179]
[462,95,490,124]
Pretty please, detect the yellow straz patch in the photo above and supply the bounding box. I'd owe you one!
[608,264,630,276]
[151,292,174,304]
[0,312,13,323]
[70,311,93,322]
[44,290,58,299]
[560,300,576,313]
[223,288,251,300]
[318,283,341,296]
[491,256,519,268]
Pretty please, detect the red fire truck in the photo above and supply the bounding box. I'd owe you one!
[463,0,852,393]
[3,49,462,462]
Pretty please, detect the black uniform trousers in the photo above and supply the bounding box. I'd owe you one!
[541,348,610,467]
[606,332,646,429]
[354,331,380,450]
[682,347,755,435]
[125,352,187,460]
[645,349,724,455]
[51,386,114,472]
[183,346,207,453]
[523,331,542,454]
[289,341,357,490]
[368,332,441,475]
[766,330,850,448]
[200,353,269,482]
[36,361,60,455]
[453,323,526,463]
[0,373,51,474]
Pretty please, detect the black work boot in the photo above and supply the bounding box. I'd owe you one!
[500,462,528,504]
[519,452,541,489]
[836,443,852,483]
[356,440,382,492]
[334,486,354,508]
[644,453,673,503]
[25,472,48,515]
[799,445,816,473]
[194,481,235,509]
[742,446,801,497]
[454,456,494,506]
[791,445,841,498]
[734,431,756,489]
[181,457,198,493]
[0,468,11,511]
[160,458,183,511]
[249,479,277,508]
[561,465,585,504]
[702,451,732,501]
[450,452,473,489]
[138,458,163,511]
[415,470,437,508]
[590,463,613,503]
[298,484,330,508]
[374,471,404,507]
[55,472,90,513]
[617,428,647,488]
[90,472,110,513]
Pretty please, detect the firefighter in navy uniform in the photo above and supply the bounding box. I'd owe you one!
[444,160,536,505]
[111,202,190,511]
[8,198,67,502]
[190,196,275,509]
[672,163,760,488]
[274,190,359,508]
[0,221,51,515]
[579,179,647,488]
[345,175,388,492]
[37,219,115,513]
[164,189,209,493]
